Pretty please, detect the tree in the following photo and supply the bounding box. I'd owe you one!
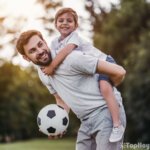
[0,1,82,141]
[0,62,55,141]
[0,0,61,60]
[85,0,150,143]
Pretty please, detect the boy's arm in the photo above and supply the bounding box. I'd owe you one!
[96,60,126,86]
[41,44,77,75]
[51,44,77,70]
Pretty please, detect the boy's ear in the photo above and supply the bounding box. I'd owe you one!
[55,24,58,29]
[23,55,30,62]
[76,23,78,28]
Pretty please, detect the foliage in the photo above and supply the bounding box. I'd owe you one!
[0,0,80,142]
[85,0,150,143]
[0,62,55,141]
[0,62,80,142]
[36,0,62,35]
[0,0,61,58]
[1,0,150,143]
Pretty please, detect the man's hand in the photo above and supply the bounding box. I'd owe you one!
[39,129,66,139]
[48,131,66,140]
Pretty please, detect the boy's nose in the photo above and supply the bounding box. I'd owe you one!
[63,20,67,24]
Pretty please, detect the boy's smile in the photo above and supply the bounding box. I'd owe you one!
[56,13,77,40]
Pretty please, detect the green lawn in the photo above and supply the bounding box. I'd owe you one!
[0,138,76,150]
[0,138,148,150]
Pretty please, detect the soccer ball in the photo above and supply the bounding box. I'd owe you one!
[37,104,69,136]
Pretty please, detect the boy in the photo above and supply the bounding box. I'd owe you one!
[41,7,125,142]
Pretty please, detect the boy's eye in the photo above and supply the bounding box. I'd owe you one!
[57,18,74,23]
[58,19,64,23]
[67,19,73,23]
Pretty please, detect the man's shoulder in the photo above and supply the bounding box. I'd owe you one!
[66,51,84,60]
[62,51,84,67]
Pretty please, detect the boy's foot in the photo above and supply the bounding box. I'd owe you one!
[109,125,125,142]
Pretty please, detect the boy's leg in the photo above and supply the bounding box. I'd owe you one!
[100,80,120,127]
[99,80,125,142]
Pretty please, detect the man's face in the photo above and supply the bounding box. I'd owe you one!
[56,12,77,39]
[23,35,52,66]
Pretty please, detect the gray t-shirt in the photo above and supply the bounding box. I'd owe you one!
[37,51,122,120]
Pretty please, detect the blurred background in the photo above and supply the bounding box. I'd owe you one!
[0,0,150,146]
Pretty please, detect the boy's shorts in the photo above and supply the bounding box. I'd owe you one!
[98,55,116,83]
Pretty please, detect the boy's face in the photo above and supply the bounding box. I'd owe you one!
[23,35,52,66]
[56,12,77,39]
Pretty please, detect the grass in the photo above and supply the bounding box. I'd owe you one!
[0,138,148,150]
[0,138,76,150]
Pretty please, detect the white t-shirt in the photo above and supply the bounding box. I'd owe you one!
[50,31,107,60]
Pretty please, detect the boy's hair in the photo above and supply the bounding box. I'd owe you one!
[55,7,78,27]
[16,30,44,55]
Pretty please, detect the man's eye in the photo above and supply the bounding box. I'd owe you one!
[38,42,43,47]
[29,48,36,54]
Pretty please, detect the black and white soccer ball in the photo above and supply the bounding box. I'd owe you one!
[37,104,69,136]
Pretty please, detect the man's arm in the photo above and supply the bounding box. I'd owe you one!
[46,93,70,139]
[96,60,126,86]
[53,93,70,113]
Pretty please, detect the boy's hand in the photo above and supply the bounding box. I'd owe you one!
[41,66,55,76]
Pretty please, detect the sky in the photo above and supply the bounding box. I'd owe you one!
[0,0,120,67]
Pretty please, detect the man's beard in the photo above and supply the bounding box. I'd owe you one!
[34,52,52,66]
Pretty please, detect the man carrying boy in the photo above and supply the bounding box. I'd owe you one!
[16,29,126,150]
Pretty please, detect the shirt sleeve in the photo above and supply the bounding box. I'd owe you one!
[50,37,58,50]
[65,31,80,47]
[45,84,57,95]
[37,66,57,94]
[69,51,98,75]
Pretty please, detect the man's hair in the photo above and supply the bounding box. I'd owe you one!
[16,30,44,55]
[55,7,78,27]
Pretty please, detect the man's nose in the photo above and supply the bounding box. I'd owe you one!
[37,48,43,57]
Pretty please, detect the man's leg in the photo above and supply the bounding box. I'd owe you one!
[94,105,126,150]
[76,122,96,150]
[95,127,123,150]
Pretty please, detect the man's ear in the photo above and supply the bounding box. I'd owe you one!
[23,55,30,62]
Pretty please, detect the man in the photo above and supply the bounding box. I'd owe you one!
[16,30,126,150]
